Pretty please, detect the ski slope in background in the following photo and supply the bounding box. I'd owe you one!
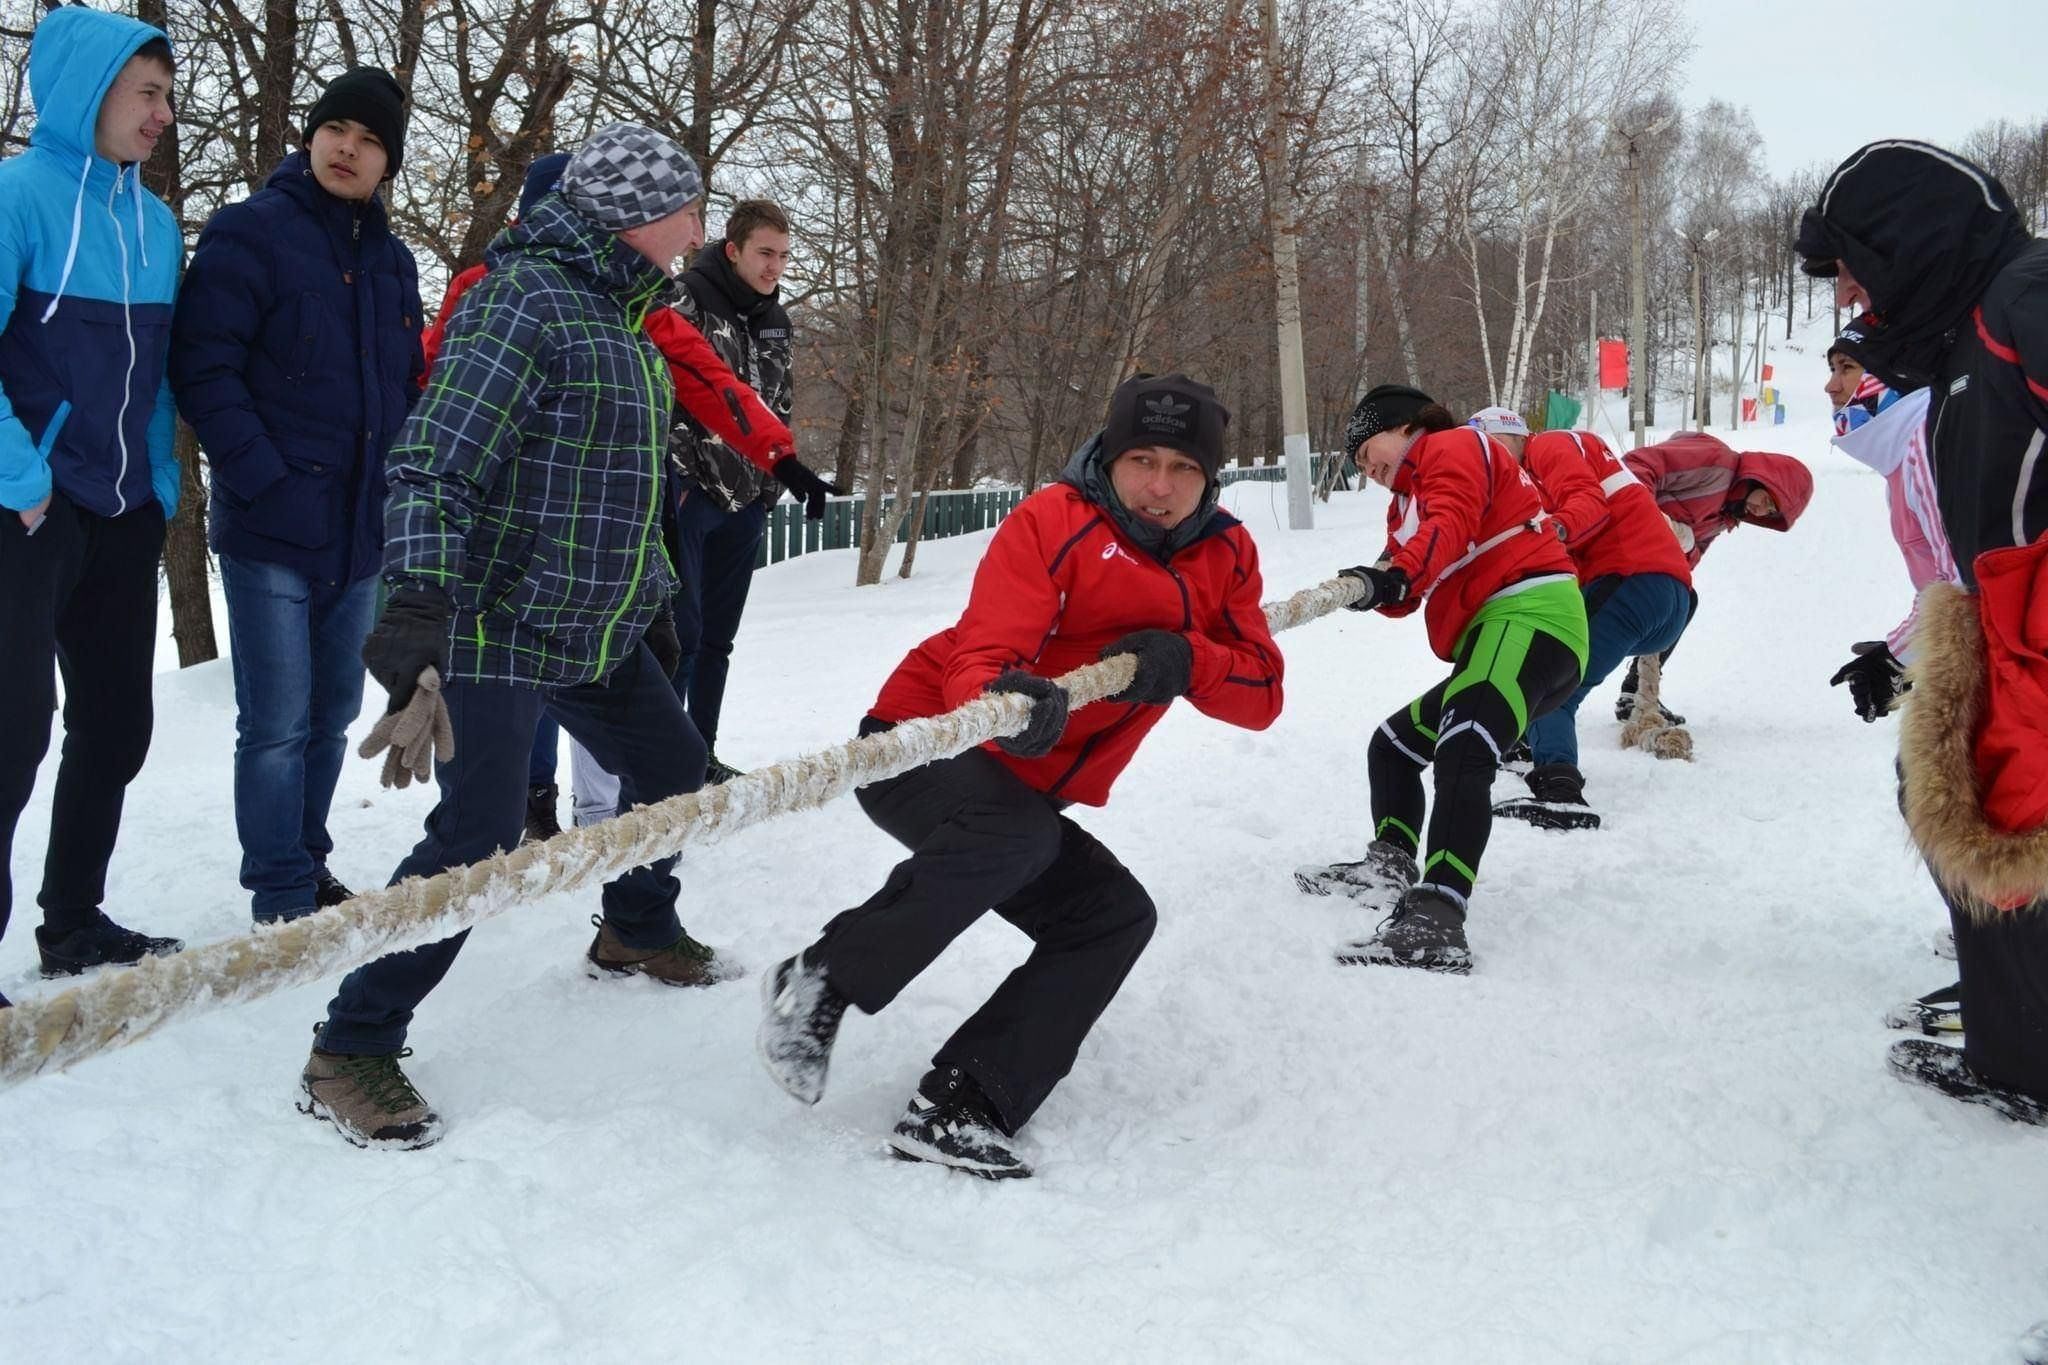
[3,319,2044,1361]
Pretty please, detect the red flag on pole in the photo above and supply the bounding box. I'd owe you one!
[1742,397,1758,424]
[1598,339,1629,390]
[1760,363,1774,382]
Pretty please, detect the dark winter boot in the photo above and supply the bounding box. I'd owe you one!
[704,753,746,786]
[757,953,851,1105]
[1613,669,1686,726]
[887,1065,1032,1180]
[299,1032,443,1150]
[313,870,354,909]
[1887,1038,2048,1126]
[1493,762,1602,831]
[585,914,738,987]
[1335,885,1471,974]
[1500,739,1534,776]
[36,913,183,978]
[1883,982,1963,1037]
[523,782,562,843]
[1294,840,1418,908]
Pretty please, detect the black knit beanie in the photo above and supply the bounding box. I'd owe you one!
[304,68,408,177]
[1343,383,1434,456]
[1102,373,1231,479]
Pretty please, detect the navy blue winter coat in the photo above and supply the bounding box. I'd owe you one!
[171,151,424,585]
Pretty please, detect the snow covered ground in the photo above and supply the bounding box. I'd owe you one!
[4,342,2046,1361]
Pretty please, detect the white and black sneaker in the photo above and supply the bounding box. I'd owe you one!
[887,1066,1031,1180]
[1294,840,1418,907]
[1883,982,1963,1036]
[757,952,849,1105]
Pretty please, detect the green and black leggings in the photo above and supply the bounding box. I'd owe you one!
[1368,578,1589,906]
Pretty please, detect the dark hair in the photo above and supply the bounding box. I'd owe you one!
[726,198,791,249]
[134,37,174,75]
[1403,403,1459,435]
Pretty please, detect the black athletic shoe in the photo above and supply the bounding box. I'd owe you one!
[1294,840,1418,907]
[523,782,562,843]
[0,990,11,1009]
[757,953,850,1104]
[1500,740,1534,776]
[887,1066,1032,1179]
[1336,886,1471,973]
[1494,762,1602,831]
[1888,1039,2048,1126]
[313,870,354,909]
[1613,691,1686,726]
[704,753,745,786]
[1883,983,1963,1037]
[36,913,183,978]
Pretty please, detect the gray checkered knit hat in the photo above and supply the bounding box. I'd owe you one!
[561,123,704,231]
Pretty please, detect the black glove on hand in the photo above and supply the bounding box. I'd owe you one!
[772,456,841,521]
[985,669,1069,759]
[1829,640,1908,722]
[646,607,682,679]
[1337,564,1409,611]
[1100,629,1193,705]
[360,584,454,712]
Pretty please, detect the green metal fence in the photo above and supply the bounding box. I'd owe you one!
[754,457,1337,568]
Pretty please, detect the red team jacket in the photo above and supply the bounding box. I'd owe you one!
[871,483,1285,805]
[1376,426,1580,659]
[1520,430,1692,587]
[421,263,793,473]
[1621,431,1812,567]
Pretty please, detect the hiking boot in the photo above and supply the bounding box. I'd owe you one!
[757,952,851,1105]
[1883,982,1963,1037]
[1336,885,1472,974]
[299,1036,443,1150]
[585,914,737,987]
[1294,839,1418,907]
[36,913,183,978]
[1494,762,1603,831]
[1888,1038,2048,1126]
[887,1066,1032,1180]
[313,870,354,909]
[524,782,562,843]
[704,753,745,786]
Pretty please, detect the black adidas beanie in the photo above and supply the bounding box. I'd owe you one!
[1102,373,1231,479]
[1343,383,1435,456]
[304,67,408,177]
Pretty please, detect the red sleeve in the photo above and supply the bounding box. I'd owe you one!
[1622,445,1665,491]
[643,306,794,474]
[419,264,486,387]
[939,499,1071,709]
[1528,438,1608,545]
[1185,530,1284,731]
[1386,434,1487,595]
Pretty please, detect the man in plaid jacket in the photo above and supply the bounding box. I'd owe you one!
[297,124,729,1150]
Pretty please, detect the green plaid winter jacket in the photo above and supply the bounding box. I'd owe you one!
[382,195,677,688]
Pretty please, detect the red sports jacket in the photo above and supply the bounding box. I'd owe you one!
[871,483,1284,805]
[1377,426,1579,659]
[1622,432,1812,567]
[1522,430,1692,586]
[421,264,792,473]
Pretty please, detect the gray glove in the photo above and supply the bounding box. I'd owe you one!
[358,665,455,789]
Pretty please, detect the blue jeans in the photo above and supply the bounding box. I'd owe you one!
[220,556,377,921]
[528,714,559,785]
[1525,573,1691,768]
[318,643,707,1055]
[673,489,767,751]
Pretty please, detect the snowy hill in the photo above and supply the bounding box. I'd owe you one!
[4,339,2046,1359]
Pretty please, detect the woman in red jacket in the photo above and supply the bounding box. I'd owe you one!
[1296,385,1587,974]
[756,374,1283,1179]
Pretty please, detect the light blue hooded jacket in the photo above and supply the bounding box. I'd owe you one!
[0,6,182,518]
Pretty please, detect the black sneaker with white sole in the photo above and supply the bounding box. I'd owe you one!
[1294,839,1418,906]
[758,952,850,1105]
[887,1066,1031,1180]
[1883,983,1963,1037]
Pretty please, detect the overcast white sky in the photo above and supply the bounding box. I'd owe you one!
[1677,0,2048,178]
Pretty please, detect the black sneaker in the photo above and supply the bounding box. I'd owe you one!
[1888,1038,2048,1126]
[1336,886,1471,973]
[36,913,183,978]
[1494,762,1603,831]
[757,952,850,1104]
[0,990,11,1009]
[887,1066,1032,1180]
[704,754,745,786]
[313,870,354,909]
[1883,983,1963,1036]
[1500,739,1534,775]
[1294,839,1418,908]
[1613,690,1686,726]
[524,782,562,843]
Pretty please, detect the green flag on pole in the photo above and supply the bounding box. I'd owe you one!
[1544,390,1583,431]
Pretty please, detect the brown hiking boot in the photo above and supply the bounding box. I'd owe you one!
[585,914,739,987]
[299,1036,442,1150]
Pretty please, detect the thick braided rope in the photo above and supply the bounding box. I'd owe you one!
[0,575,1368,1088]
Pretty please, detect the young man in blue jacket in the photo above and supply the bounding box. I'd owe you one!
[172,68,424,925]
[0,7,186,1002]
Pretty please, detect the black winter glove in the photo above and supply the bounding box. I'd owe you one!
[645,607,682,679]
[772,456,841,521]
[1099,629,1193,705]
[360,584,454,712]
[985,669,1069,759]
[1337,564,1409,611]
[1829,640,1908,722]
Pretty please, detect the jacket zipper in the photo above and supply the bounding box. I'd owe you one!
[108,165,136,517]
[591,274,671,676]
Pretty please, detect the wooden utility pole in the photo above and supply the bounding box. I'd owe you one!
[1614,113,1673,447]
[1262,0,1312,529]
